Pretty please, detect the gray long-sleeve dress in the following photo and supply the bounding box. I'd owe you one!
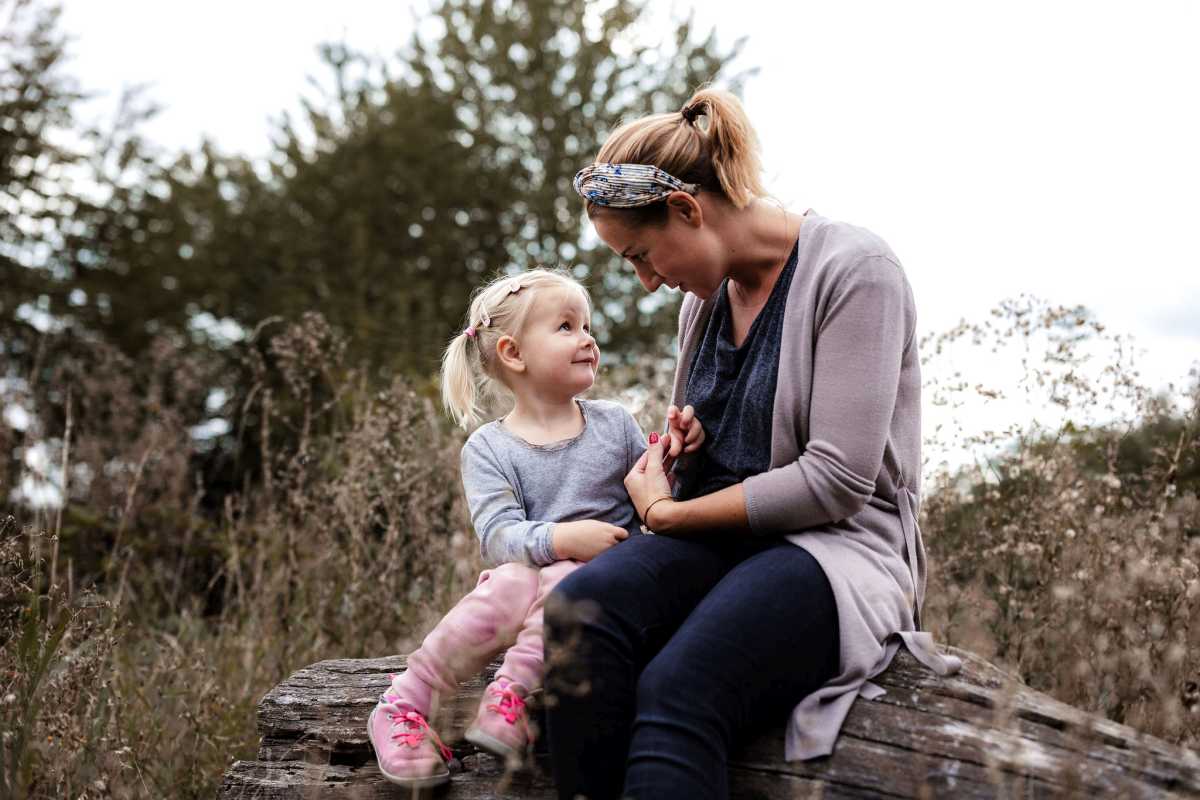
[669,208,962,761]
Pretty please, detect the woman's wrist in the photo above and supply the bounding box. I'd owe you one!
[648,484,747,536]
[645,496,680,534]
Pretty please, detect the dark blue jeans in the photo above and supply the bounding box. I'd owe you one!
[544,532,839,800]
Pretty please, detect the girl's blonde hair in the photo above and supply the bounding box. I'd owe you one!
[588,87,767,226]
[441,267,591,429]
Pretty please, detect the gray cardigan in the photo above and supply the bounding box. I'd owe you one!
[670,209,962,761]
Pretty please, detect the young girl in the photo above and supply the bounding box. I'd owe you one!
[366,267,704,788]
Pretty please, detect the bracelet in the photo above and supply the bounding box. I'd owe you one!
[642,495,673,530]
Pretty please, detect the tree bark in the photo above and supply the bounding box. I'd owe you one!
[219,646,1200,798]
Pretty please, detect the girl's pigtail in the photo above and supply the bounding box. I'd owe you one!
[441,330,480,429]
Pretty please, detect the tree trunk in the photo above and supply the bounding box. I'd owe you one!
[219,646,1200,798]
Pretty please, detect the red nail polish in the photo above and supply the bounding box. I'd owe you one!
[648,432,659,445]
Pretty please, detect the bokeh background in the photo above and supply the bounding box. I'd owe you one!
[2,0,1197,796]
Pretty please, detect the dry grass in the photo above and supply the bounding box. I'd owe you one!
[1,299,1197,797]
[2,314,479,798]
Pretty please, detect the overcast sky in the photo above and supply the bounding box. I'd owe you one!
[55,0,1200,463]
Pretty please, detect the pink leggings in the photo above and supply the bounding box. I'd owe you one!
[390,560,580,716]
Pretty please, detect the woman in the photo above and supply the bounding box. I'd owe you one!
[543,89,960,800]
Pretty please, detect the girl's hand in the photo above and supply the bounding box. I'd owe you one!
[552,519,629,561]
[663,404,705,474]
[626,433,674,530]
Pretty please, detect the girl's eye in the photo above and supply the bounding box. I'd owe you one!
[559,321,571,331]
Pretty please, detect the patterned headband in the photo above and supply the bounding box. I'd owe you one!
[572,163,699,208]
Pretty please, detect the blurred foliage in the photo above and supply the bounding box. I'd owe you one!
[1,0,81,342]
[1,0,743,514]
[3,0,744,383]
[918,297,1199,749]
[1,0,163,357]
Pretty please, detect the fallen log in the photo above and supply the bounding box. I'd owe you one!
[219,646,1200,798]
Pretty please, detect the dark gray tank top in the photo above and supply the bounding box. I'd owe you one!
[676,240,800,501]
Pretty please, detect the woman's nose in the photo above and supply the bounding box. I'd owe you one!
[633,263,661,292]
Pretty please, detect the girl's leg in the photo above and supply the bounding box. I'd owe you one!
[466,559,582,758]
[372,562,542,786]
[623,542,839,800]
[496,559,581,690]
[390,562,541,715]
[544,534,734,800]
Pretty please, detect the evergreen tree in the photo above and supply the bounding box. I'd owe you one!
[1,0,85,353]
[47,0,742,377]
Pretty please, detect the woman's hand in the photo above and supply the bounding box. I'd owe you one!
[626,433,675,531]
[552,520,629,561]
[663,404,705,475]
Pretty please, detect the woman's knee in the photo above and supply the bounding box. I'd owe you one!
[548,538,651,613]
[545,541,660,645]
[635,654,723,734]
[635,658,677,713]
[545,566,608,634]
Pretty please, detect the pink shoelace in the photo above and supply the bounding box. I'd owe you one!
[382,687,452,763]
[485,682,531,739]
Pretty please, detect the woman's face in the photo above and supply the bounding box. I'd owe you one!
[591,195,725,300]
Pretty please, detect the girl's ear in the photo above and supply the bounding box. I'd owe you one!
[495,335,525,374]
[665,190,703,228]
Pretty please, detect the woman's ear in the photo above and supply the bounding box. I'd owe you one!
[665,190,703,228]
[495,335,525,374]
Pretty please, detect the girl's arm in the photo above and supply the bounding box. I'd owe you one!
[461,439,557,566]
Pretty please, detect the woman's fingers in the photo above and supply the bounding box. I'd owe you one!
[627,434,672,513]
[644,434,665,472]
[639,436,667,481]
[663,404,702,453]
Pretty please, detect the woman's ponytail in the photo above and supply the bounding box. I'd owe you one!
[679,88,764,209]
[590,86,767,220]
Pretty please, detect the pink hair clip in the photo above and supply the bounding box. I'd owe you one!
[464,326,477,338]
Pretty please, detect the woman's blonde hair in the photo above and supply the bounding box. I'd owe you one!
[588,87,767,225]
[441,267,591,429]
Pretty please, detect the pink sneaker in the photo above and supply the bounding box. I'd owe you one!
[367,691,452,787]
[464,679,532,761]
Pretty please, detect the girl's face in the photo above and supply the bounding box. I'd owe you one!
[515,286,599,398]
[591,196,725,300]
